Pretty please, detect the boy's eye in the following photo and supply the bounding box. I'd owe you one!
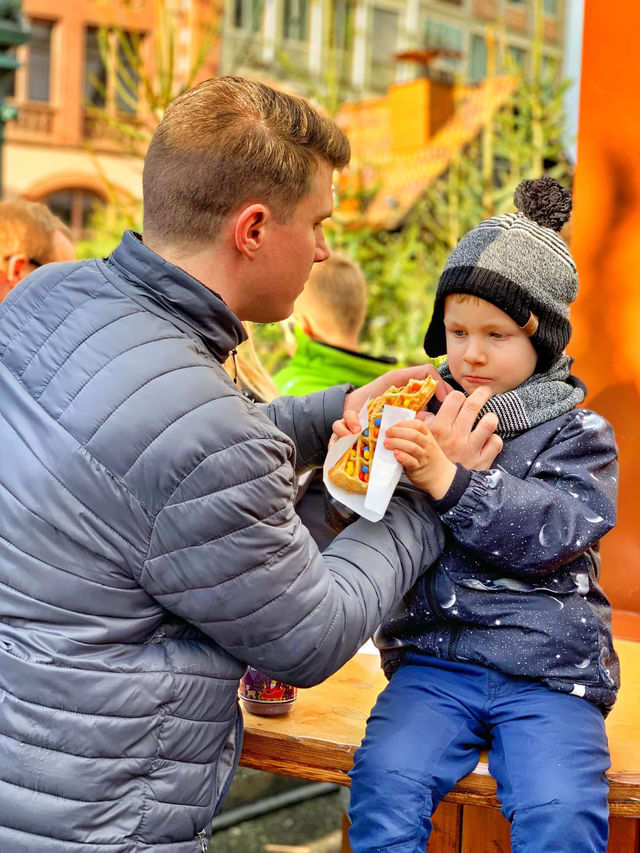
[490,332,506,340]
[451,329,466,337]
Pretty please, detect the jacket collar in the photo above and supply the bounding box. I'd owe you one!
[107,231,247,363]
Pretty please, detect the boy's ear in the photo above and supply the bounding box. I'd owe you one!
[294,310,313,338]
[234,204,270,259]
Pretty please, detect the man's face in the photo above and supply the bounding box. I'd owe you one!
[241,159,334,323]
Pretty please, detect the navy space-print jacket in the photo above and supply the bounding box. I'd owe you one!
[376,407,620,712]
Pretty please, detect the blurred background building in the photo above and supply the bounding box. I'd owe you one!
[2,0,220,239]
[1,0,568,240]
[221,0,565,97]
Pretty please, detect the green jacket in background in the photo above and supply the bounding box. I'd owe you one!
[274,326,396,394]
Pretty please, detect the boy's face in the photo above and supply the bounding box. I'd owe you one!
[444,295,538,396]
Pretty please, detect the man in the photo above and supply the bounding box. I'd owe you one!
[0,77,445,852]
[0,199,75,300]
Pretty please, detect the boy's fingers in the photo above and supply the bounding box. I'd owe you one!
[385,422,431,445]
[386,439,424,464]
[392,448,420,469]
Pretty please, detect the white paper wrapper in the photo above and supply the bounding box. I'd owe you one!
[323,401,419,522]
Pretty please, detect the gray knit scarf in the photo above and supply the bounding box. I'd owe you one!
[438,355,586,439]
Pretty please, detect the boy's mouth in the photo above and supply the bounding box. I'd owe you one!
[464,375,491,384]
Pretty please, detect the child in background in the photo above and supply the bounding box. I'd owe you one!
[348,177,619,853]
[274,252,396,396]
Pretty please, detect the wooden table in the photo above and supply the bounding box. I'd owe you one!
[240,640,640,852]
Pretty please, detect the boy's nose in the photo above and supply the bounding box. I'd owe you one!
[464,339,487,364]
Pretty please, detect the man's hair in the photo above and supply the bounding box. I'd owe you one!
[296,253,367,339]
[142,76,351,249]
[0,200,71,265]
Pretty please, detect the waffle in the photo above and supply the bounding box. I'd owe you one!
[328,376,437,494]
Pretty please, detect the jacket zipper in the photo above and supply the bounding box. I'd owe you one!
[447,626,460,660]
[196,829,208,852]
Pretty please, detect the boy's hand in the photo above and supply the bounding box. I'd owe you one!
[419,385,503,470]
[384,420,457,500]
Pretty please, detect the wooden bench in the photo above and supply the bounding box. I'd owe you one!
[240,631,640,852]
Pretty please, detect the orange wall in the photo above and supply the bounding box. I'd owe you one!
[570,2,640,612]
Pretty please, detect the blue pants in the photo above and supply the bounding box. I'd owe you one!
[348,654,611,853]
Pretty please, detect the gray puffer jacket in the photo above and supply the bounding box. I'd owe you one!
[0,231,443,853]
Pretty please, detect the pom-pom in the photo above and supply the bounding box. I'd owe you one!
[513,176,572,231]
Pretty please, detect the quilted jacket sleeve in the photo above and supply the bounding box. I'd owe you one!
[139,401,443,686]
[439,410,618,578]
[258,384,349,472]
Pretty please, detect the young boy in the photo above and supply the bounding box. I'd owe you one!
[347,177,619,853]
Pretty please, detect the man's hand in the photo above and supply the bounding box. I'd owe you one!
[331,408,361,443]
[384,419,457,500]
[418,385,503,470]
[332,364,447,444]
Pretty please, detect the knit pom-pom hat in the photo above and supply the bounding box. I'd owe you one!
[423,176,576,371]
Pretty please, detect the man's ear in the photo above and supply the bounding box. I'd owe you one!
[234,204,270,259]
[7,254,29,283]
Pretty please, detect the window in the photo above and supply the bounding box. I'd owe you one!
[370,8,398,92]
[424,19,463,52]
[470,34,487,81]
[283,0,308,41]
[114,32,140,113]
[2,48,17,98]
[333,0,355,85]
[43,188,105,240]
[84,28,107,108]
[508,45,528,73]
[334,0,355,53]
[27,19,53,102]
[541,54,559,88]
[423,19,463,72]
[233,0,261,32]
[84,27,141,114]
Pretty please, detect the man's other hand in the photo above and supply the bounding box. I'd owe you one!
[418,385,503,470]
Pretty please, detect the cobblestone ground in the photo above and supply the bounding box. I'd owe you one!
[209,768,344,853]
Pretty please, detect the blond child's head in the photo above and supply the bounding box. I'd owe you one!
[293,253,367,351]
[0,200,74,300]
[424,177,576,391]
